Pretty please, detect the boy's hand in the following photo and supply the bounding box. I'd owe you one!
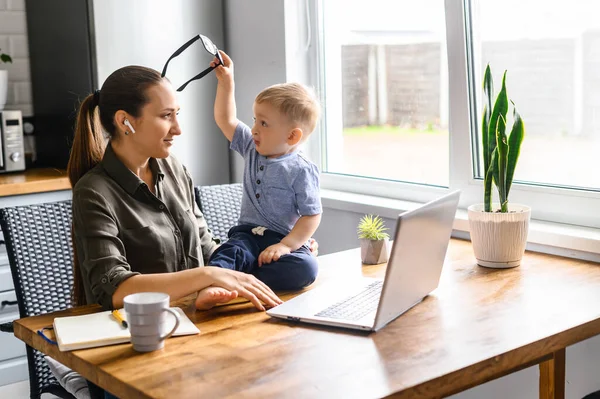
[211,50,234,85]
[309,238,319,257]
[258,243,292,267]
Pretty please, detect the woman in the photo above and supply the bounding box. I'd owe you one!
[68,65,284,311]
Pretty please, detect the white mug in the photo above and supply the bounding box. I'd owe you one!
[123,292,180,352]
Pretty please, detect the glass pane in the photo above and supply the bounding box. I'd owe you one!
[321,0,449,187]
[471,0,600,189]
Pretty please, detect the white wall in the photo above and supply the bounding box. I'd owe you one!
[92,0,230,185]
[223,0,287,182]
[0,0,33,116]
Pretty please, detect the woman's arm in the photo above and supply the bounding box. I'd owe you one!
[74,185,280,311]
[112,268,211,308]
[112,266,281,310]
[183,165,219,263]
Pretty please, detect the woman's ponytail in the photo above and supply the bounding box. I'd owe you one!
[68,93,105,306]
[67,94,106,188]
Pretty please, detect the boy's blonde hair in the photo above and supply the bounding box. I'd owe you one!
[255,83,320,138]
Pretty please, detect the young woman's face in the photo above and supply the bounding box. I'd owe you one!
[131,80,182,159]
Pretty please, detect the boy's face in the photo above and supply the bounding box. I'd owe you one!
[252,101,298,158]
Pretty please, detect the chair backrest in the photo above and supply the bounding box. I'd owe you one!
[194,183,243,243]
[0,200,74,399]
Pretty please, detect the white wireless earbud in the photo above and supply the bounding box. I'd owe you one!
[123,119,136,134]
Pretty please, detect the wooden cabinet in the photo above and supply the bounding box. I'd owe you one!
[0,245,28,387]
[0,237,29,386]
[0,169,71,387]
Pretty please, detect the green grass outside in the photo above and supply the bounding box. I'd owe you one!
[343,125,447,136]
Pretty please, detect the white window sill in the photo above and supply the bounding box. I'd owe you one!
[321,189,600,263]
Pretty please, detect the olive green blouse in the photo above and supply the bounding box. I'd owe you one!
[72,144,218,309]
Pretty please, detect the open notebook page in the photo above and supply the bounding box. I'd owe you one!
[53,307,199,351]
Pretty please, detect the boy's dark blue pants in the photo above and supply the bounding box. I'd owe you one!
[208,225,318,291]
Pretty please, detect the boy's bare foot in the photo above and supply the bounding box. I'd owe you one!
[195,287,239,310]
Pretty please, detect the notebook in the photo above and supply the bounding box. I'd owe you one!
[53,307,200,351]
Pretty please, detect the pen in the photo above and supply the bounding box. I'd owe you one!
[111,310,128,328]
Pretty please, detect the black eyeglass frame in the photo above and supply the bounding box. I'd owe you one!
[161,34,224,92]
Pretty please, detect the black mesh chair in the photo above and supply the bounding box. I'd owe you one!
[194,183,243,243]
[0,200,76,399]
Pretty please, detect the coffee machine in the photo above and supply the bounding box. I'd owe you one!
[0,110,26,173]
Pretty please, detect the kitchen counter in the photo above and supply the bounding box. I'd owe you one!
[0,168,70,197]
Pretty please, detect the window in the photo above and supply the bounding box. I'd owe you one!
[320,0,449,187]
[310,0,600,228]
[470,1,600,190]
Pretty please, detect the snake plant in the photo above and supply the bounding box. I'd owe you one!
[482,65,525,213]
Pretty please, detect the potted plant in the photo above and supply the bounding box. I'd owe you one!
[0,48,12,111]
[357,214,390,264]
[468,64,529,268]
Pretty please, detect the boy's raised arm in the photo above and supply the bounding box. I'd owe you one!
[212,51,239,142]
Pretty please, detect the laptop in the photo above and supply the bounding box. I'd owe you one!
[267,190,460,332]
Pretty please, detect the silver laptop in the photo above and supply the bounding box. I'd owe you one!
[267,190,460,332]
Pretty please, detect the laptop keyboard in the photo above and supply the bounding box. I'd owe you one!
[315,281,383,321]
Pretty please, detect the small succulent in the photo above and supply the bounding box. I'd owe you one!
[357,215,390,241]
[0,49,12,64]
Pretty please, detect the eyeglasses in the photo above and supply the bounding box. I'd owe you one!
[161,34,224,92]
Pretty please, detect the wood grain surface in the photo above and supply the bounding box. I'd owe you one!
[0,168,69,196]
[15,239,600,399]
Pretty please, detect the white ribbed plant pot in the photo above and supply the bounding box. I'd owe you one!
[468,203,531,268]
[360,238,389,265]
[0,70,7,110]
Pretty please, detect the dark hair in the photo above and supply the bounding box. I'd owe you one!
[67,65,163,306]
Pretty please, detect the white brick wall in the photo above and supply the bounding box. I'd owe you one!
[0,0,33,116]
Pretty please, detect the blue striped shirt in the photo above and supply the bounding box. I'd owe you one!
[231,122,322,235]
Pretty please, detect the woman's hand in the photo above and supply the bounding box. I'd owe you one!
[205,266,282,311]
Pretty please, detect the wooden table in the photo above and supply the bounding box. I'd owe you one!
[13,239,600,398]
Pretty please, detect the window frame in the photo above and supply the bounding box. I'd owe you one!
[295,0,600,229]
